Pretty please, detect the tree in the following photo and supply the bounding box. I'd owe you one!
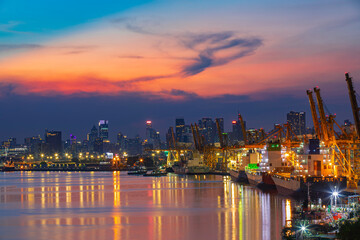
[337,218,360,240]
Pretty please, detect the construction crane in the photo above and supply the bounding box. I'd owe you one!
[215,119,224,149]
[345,72,360,139]
[310,85,358,188]
[314,87,330,143]
[166,127,180,166]
[307,90,322,139]
[238,114,247,145]
[190,124,199,151]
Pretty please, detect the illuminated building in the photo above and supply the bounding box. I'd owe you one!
[231,116,246,143]
[99,120,109,140]
[24,135,43,156]
[198,118,217,144]
[287,111,306,135]
[175,118,185,142]
[145,121,160,149]
[70,134,77,154]
[44,130,62,155]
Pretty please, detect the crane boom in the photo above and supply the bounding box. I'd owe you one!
[306,90,322,139]
[215,118,224,148]
[194,123,203,152]
[190,124,199,150]
[345,73,360,139]
[314,87,329,142]
[170,127,176,149]
[238,114,247,144]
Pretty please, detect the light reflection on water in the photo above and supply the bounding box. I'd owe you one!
[0,171,291,240]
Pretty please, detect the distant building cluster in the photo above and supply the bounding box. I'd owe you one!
[2,110,342,161]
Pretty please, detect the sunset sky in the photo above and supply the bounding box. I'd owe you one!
[0,0,360,141]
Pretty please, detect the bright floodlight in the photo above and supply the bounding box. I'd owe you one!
[300,226,306,231]
[333,191,339,197]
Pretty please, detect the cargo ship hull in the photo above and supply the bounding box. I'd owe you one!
[271,175,301,196]
[271,175,347,198]
[246,172,263,186]
[230,170,248,183]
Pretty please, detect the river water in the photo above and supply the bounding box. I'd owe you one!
[0,171,292,240]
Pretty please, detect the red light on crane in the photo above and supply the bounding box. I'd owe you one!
[232,121,237,124]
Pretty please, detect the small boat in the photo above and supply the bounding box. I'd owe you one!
[128,166,147,175]
[2,160,15,172]
[143,169,167,177]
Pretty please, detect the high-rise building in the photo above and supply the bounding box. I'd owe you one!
[70,134,77,154]
[99,120,109,140]
[198,118,216,144]
[24,135,43,156]
[93,137,103,153]
[44,130,62,155]
[231,116,246,143]
[182,125,193,143]
[145,121,155,140]
[287,111,306,135]
[88,125,98,143]
[117,132,128,153]
[175,118,185,142]
[87,125,98,151]
[145,121,161,149]
[127,135,142,156]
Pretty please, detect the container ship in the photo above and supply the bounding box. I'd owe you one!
[229,139,349,196]
[229,150,275,188]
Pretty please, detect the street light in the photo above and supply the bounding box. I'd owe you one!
[331,187,339,210]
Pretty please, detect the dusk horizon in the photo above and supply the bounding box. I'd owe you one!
[1,0,360,141]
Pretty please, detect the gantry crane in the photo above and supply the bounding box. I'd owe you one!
[309,81,358,188]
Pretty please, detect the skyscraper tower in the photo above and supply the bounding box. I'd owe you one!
[45,130,62,155]
[99,120,109,140]
[175,118,185,142]
[88,125,98,143]
[145,120,155,140]
[230,114,247,144]
[287,111,306,135]
[198,118,216,144]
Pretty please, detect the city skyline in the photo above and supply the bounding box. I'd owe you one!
[1,111,311,143]
[0,0,359,141]
[1,1,360,239]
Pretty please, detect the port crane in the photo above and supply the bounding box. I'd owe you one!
[306,75,359,188]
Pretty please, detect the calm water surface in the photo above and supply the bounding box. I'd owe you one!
[0,172,292,240]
